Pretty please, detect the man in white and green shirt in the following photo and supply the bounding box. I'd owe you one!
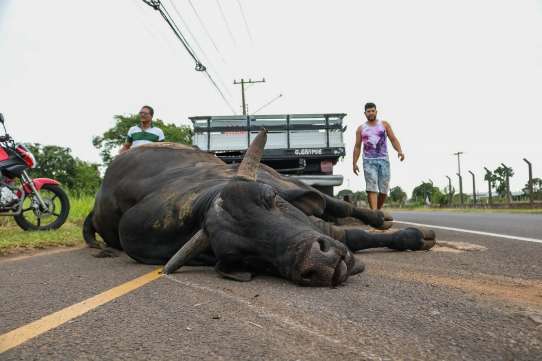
[120,105,164,153]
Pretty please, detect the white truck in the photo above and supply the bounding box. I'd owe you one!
[190,113,347,196]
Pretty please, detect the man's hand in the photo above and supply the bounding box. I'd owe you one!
[398,152,405,161]
[353,163,360,175]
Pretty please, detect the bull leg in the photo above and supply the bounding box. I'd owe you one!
[309,217,435,252]
[343,227,436,251]
[320,194,393,229]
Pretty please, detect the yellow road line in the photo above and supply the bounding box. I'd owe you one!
[0,268,162,354]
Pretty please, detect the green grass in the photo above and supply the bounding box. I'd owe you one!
[0,194,95,256]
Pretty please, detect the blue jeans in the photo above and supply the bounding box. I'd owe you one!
[363,158,390,194]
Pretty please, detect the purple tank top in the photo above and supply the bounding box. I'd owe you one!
[360,120,388,159]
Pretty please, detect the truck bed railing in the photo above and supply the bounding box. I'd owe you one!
[190,113,346,152]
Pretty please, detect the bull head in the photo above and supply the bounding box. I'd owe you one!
[163,129,268,273]
[163,129,362,286]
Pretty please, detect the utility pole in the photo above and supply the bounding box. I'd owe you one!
[483,167,493,207]
[445,175,452,205]
[468,170,477,207]
[523,158,534,208]
[457,173,464,207]
[501,163,512,206]
[453,152,464,206]
[233,78,266,115]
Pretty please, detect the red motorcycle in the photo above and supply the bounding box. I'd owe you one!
[0,113,70,230]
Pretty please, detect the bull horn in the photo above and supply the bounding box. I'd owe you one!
[237,128,268,180]
[162,229,209,274]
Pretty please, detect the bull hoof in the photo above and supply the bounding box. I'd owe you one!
[420,229,436,250]
[365,210,387,229]
[372,220,393,230]
[389,228,435,251]
[86,241,102,249]
[93,248,120,258]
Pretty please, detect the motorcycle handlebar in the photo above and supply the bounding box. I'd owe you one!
[0,135,10,142]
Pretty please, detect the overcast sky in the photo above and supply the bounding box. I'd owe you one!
[1,0,541,196]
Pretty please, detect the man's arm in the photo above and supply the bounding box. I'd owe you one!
[352,126,362,175]
[383,121,404,161]
[119,143,131,154]
[119,128,133,154]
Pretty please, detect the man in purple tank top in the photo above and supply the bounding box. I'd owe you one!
[353,103,405,210]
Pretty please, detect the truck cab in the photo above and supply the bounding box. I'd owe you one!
[190,113,346,196]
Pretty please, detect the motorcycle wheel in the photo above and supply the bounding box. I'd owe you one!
[14,184,70,231]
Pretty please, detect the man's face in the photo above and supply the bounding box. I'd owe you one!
[364,107,377,121]
[139,108,153,123]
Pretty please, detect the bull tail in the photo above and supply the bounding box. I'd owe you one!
[83,210,101,249]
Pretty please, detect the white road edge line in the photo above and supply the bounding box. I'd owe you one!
[393,220,542,245]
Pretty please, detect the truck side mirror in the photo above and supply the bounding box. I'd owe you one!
[0,113,4,124]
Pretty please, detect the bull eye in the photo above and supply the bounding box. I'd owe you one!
[262,188,278,209]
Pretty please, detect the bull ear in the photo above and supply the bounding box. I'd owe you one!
[237,129,267,180]
[280,189,326,217]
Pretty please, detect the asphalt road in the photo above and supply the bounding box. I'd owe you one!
[1,212,541,361]
[392,210,542,240]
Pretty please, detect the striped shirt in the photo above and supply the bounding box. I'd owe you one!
[127,125,165,148]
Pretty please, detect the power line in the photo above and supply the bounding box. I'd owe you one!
[141,0,236,114]
[166,0,210,61]
[143,0,204,70]
[205,72,236,114]
[252,94,283,115]
[235,0,253,44]
[186,0,225,61]
[166,0,233,97]
[215,0,236,46]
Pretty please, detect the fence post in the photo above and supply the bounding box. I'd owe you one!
[468,171,476,207]
[523,158,533,208]
[501,163,512,206]
[446,175,452,206]
[483,167,493,207]
[457,173,464,207]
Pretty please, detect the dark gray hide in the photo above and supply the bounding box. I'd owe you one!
[83,132,435,287]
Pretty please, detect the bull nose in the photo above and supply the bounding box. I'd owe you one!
[298,239,350,287]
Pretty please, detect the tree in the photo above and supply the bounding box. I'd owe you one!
[523,178,542,200]
[26,144,76,185]
[93,114,192,164]
[336,189,367,203]
[492,165,514,198]
[353,191,368,202]
[71,160,101,196]
[411,182,444,205]
[484,171,498,190]
[389,186,407,204]
[25,144,101,195]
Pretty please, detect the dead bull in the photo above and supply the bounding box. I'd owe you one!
[83,129,435,287]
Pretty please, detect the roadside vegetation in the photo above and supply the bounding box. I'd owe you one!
[0,194,94,255]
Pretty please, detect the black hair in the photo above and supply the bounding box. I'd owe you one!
[364,102,376,111]
[142,105,154,117]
